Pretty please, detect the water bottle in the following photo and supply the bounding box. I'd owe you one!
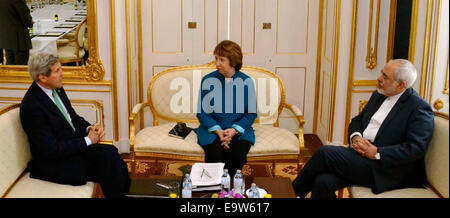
[36,20,41,35]
[182,173,192,198]
[221,169,231,193]
[233,170,244,195]
[248,183,260,198]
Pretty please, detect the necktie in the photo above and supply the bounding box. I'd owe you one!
[52,89,75,131]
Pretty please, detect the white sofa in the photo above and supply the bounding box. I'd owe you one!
[129,62,305,173]
[350,112,449,198]
[0,104,95,198]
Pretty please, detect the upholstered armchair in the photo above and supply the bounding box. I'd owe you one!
[56,18,87,66]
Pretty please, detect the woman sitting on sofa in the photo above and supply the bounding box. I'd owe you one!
[194,40,257,177]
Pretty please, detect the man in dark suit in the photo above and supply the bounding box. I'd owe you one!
[292,59,434,198]
[0,0,33,65]
[20,53,130,198]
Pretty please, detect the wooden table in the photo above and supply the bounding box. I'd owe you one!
[126,175,296,198]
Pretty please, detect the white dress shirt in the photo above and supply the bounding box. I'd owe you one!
[350,90,405,145]
[37,83,92,146]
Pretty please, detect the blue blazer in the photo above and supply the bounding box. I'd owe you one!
[20,82,91,185]
[194,70,257,146]
[348,88,434,193]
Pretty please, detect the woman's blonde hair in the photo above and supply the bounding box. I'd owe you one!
[214,40,243,71]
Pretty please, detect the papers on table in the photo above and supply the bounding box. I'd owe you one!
[190,163,224,191]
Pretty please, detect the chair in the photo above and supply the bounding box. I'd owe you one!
[129,62,306,175]
[57,18,87,66]
[347,101,448,198]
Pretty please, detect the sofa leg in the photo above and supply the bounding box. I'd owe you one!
[337,188,344,198]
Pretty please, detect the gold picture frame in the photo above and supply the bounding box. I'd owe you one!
[0,0,105,83]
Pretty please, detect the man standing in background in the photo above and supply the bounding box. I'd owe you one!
[0,0,33,65]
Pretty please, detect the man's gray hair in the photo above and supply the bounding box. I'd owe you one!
[391,59,417,88]
[28,53,59,81]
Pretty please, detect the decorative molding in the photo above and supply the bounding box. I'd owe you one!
[353,80,378,87]
[365,0,380,70]
[343,0,358,145]
[408,0,420,63]
[444,54,449,95]
[433,98,444,111]
[110,0,119,141]
[386,0,397,62]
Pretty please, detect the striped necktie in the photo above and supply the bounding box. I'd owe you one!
[52,89,75,131]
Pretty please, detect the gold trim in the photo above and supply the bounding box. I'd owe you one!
[445,54,449,95]
[429,0,442,104]
[0,87,110,93]
[420,0,433,97]
[133,152,300,163]
[0,0,106,82]
[353,80,378,87]
[433,98,444,111]
[386,0,397,62]
[138,0,144,131]
[0,103,20,115]
[434,111,449,120]
[110,0,119,141]
[125,0,131,120]
[408,0,419,63]
[313,0,324,134]
[328,0,341,142]
[366,0,380,70]
[353,90,376,93]
[343,0,358,145]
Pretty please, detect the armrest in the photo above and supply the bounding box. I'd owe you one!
[282,102,305,124]
[129,102,149,150]
[132,103,143,114]
[281,102,306,163]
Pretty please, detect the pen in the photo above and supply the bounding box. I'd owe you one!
[156,183,169,190]
[202,168,212,178]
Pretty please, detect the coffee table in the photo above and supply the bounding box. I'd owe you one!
[126,175,296,198]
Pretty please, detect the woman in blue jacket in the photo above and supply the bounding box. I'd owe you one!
[195,40,257,176]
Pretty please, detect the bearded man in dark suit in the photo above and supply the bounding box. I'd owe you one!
[20,53,130,198]
[292,59,434,198]
[0,0,33,65]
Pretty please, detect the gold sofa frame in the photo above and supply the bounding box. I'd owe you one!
[129,62,306,173]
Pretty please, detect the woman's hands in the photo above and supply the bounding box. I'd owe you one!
[215,128,238,149]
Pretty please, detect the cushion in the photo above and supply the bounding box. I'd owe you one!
[0,107,31,197]
[5,173,94,198]
[134,123,299,157]
[57,45,85,60]
[425,115,449,198]
[349,185,439,198]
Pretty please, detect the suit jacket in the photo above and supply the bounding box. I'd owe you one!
[20,82,91,185]
[195,70,257,146]
[348,88,434,194]
[0,0,33,51]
